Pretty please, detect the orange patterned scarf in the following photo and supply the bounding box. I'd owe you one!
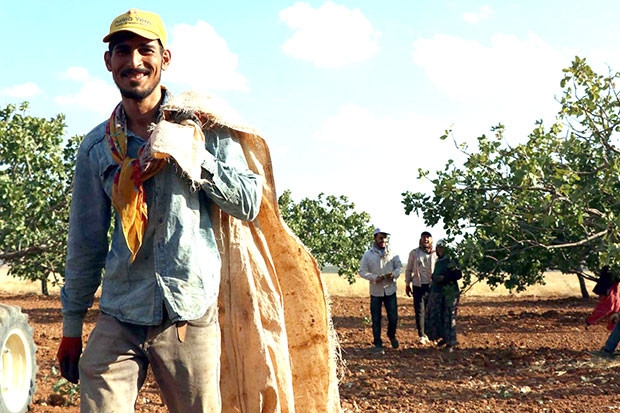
[106,104,166,262]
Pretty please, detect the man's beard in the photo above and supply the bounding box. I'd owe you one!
[420,242,432,254]
[116,70,161,100]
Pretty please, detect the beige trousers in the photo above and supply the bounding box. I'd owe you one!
[79,304,221,413]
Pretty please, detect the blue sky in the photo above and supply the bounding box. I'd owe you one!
[2,0,620,259]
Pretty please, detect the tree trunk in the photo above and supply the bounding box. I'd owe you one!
[577,273,589,299]
[40,278,48,296]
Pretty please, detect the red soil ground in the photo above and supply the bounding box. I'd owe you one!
[2,291,618,412]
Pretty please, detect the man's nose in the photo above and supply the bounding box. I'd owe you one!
[129,50,143,67]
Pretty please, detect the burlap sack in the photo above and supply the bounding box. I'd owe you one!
[159,92,342,413]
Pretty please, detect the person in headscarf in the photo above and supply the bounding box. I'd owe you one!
[425,239,462,351]
[587,265,620,360]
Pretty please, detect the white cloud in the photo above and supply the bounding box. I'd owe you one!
[312,103,456,170]
[313,104,378,145]
[164,20,248,92]
[411,32,569,131]
[587,48,620,75]
[62,67,91,83]
[462,6,492,24]
[1,82,43,98]
[279,1,380,68]
[54,67,118,116]
[279,103,453,258]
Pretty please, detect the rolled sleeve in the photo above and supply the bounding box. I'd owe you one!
[200,127,262,221]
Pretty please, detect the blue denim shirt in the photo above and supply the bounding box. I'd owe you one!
[61,94,263,337]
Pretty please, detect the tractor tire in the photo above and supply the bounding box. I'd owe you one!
[0,304,37,413]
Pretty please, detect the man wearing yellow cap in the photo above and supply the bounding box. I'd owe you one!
[57,8,341,413]
[56,8,261,412]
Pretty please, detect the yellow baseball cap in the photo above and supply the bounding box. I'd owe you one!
[103,9,168,48]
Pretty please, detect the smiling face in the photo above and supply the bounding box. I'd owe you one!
[420,234,432,248]
[374,233,388,249]
[104,33,171,101]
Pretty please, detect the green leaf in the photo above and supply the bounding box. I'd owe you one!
[401,56,620,295]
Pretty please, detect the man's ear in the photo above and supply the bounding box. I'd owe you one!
[161,49,171,71]
[104,51,112,72]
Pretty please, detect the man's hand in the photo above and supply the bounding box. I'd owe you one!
[57,336,82,384]
[149,119,207,183]
[376,274,385,282]
[406,285,412,297]
[384,272,393,281]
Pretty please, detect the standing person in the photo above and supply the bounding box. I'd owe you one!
[405,231,436,345]
[587,266,620,359]
[425,239,462,352]
[56,9,341,412]
[359,228,403,354]
[56,9,261,412]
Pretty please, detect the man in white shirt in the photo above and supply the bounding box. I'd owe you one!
[359,228,403,354]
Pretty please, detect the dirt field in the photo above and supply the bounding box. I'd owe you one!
[2,269,620,412]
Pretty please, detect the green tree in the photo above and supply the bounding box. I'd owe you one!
[402,57,620,297]
[0,103,82,294]
[278,190,374,283]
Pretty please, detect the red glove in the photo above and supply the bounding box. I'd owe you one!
[406,285,412,297]
[57,336,82,384]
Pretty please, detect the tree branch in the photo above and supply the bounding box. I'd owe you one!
[545,229,607,249]
[0,244,50,260]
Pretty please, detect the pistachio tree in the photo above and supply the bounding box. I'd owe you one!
[402,57,620,297]
[278,190,374,283]
[0,103,81,294]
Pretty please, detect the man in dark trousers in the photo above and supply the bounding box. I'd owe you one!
[359,228,403,354]
[405,231,436,345]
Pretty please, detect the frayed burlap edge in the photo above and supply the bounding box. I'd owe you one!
[165,91,343,412]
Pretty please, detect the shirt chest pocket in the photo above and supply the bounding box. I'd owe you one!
[91,144,119,199]
[100,164,118,199]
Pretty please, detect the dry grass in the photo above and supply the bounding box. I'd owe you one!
[0,265,60,295]
[1,265,596,298]
[321,270,596,298]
